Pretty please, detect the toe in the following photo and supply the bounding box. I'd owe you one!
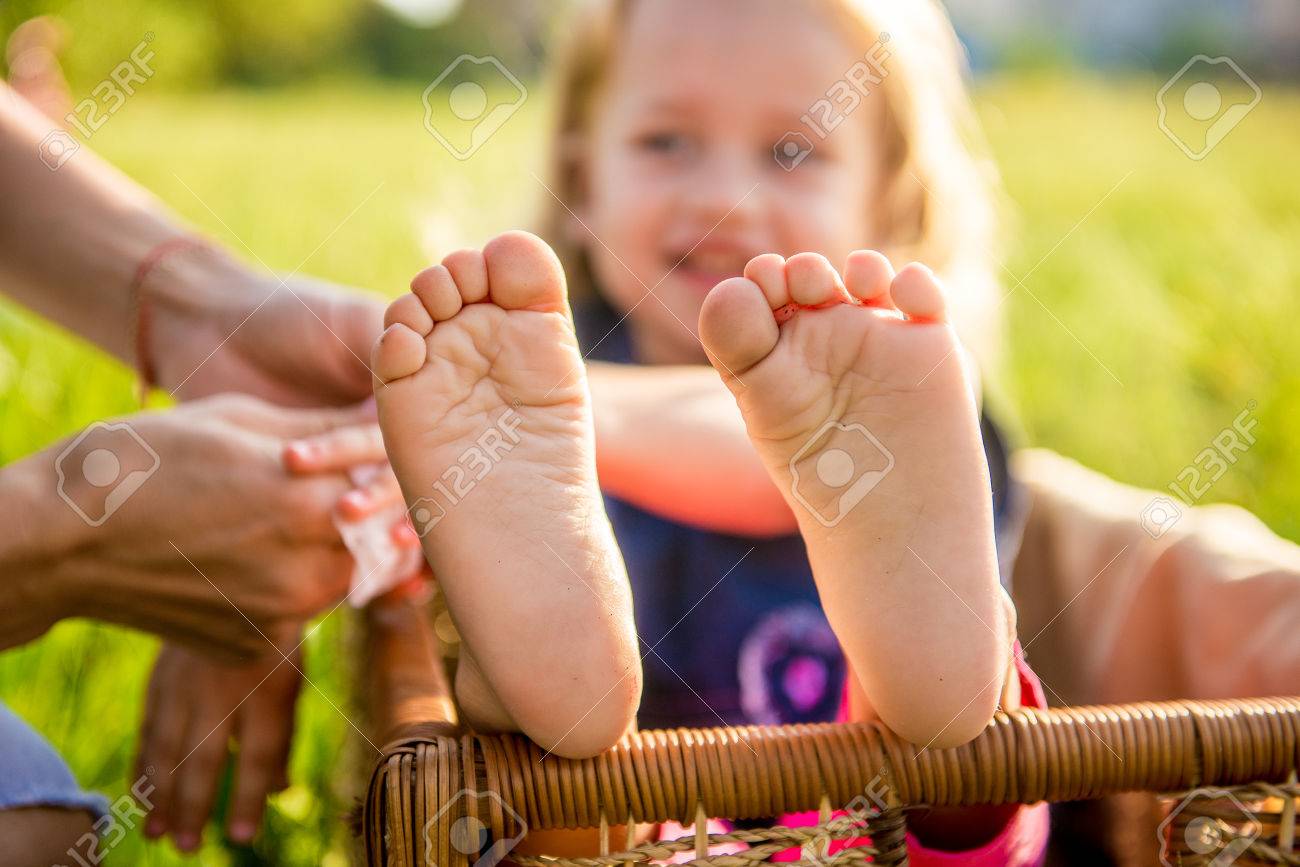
[442,249,490,304]
[890,263,948,323]
[743,253,790,309]
[844,250,896,307]
[699,277,780,377]
[383,293,434,335]
[482,230,568,312]
[410,265,463,321]
[371,323,428,384]
[785,253,846,306]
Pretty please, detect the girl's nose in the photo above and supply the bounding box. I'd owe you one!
[683,152,764,226]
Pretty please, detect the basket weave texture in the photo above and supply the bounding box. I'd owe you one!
[365,697,1300,866]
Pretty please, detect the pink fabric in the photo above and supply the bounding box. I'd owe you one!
[774,651,1049,865]
[657,651,1050,865]
[905,804,1049,867]
[655,818,747,863]
[902,650,1049,866]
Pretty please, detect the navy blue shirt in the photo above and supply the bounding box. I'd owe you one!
[576,297,1015,730]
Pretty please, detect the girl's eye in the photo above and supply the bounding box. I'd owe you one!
[771,142,826,168]
[634,131,692,155]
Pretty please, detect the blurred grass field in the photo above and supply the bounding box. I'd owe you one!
[0,76,1297,864]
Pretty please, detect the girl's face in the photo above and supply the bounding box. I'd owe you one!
[578,0,883,364]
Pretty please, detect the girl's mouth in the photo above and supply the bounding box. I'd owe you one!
[666,248,752,294]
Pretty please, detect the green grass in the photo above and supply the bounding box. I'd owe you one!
[0,75,1296,864]
[980,74,1300,537]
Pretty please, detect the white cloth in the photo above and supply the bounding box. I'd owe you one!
[335,463,424,608]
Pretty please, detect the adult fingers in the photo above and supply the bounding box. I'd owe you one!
[392,516,422,548]
[226,670,301,844]
[277,399,378,439]
[277,474,357,546]
[283,423,386,474]
[337,468,404,520]
[168,688,239,853]
[136,649,190,841]
[212,394,377,440]
[285,548,357,619]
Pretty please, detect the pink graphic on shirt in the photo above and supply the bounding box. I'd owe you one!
[737,605,845,724]
[782,655,829,712]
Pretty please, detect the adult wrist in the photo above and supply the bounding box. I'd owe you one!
[136,240,268,394]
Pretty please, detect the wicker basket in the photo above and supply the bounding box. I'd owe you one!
[360,599,1300,867]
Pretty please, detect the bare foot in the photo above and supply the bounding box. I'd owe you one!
[372,231,640,757]
[698,251,1012,747]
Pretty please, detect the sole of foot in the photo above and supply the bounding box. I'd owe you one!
[698,251,1011,747]
[373,230,640,757]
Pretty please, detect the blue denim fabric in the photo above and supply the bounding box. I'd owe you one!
[0,701,108,820]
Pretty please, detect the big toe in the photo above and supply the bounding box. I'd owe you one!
[699,277,780,378]
[482,230,568,312]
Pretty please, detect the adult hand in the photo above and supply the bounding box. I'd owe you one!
[136,637,302,852]
[146,245,385,407]
[283,421,405,522]
[1,394,375,659]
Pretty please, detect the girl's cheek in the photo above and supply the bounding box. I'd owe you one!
[594,173,669,247]
[599,154,667,210]
[782,182,874,257]
[587,155,644,229]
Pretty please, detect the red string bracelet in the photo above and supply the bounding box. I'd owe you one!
[128,235,209,404]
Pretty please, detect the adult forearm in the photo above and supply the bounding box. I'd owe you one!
[588,362,797,537]
[2,85,381,407]
[0,82,184,362]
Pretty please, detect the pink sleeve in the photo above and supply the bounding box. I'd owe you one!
[903,649,1050,867]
